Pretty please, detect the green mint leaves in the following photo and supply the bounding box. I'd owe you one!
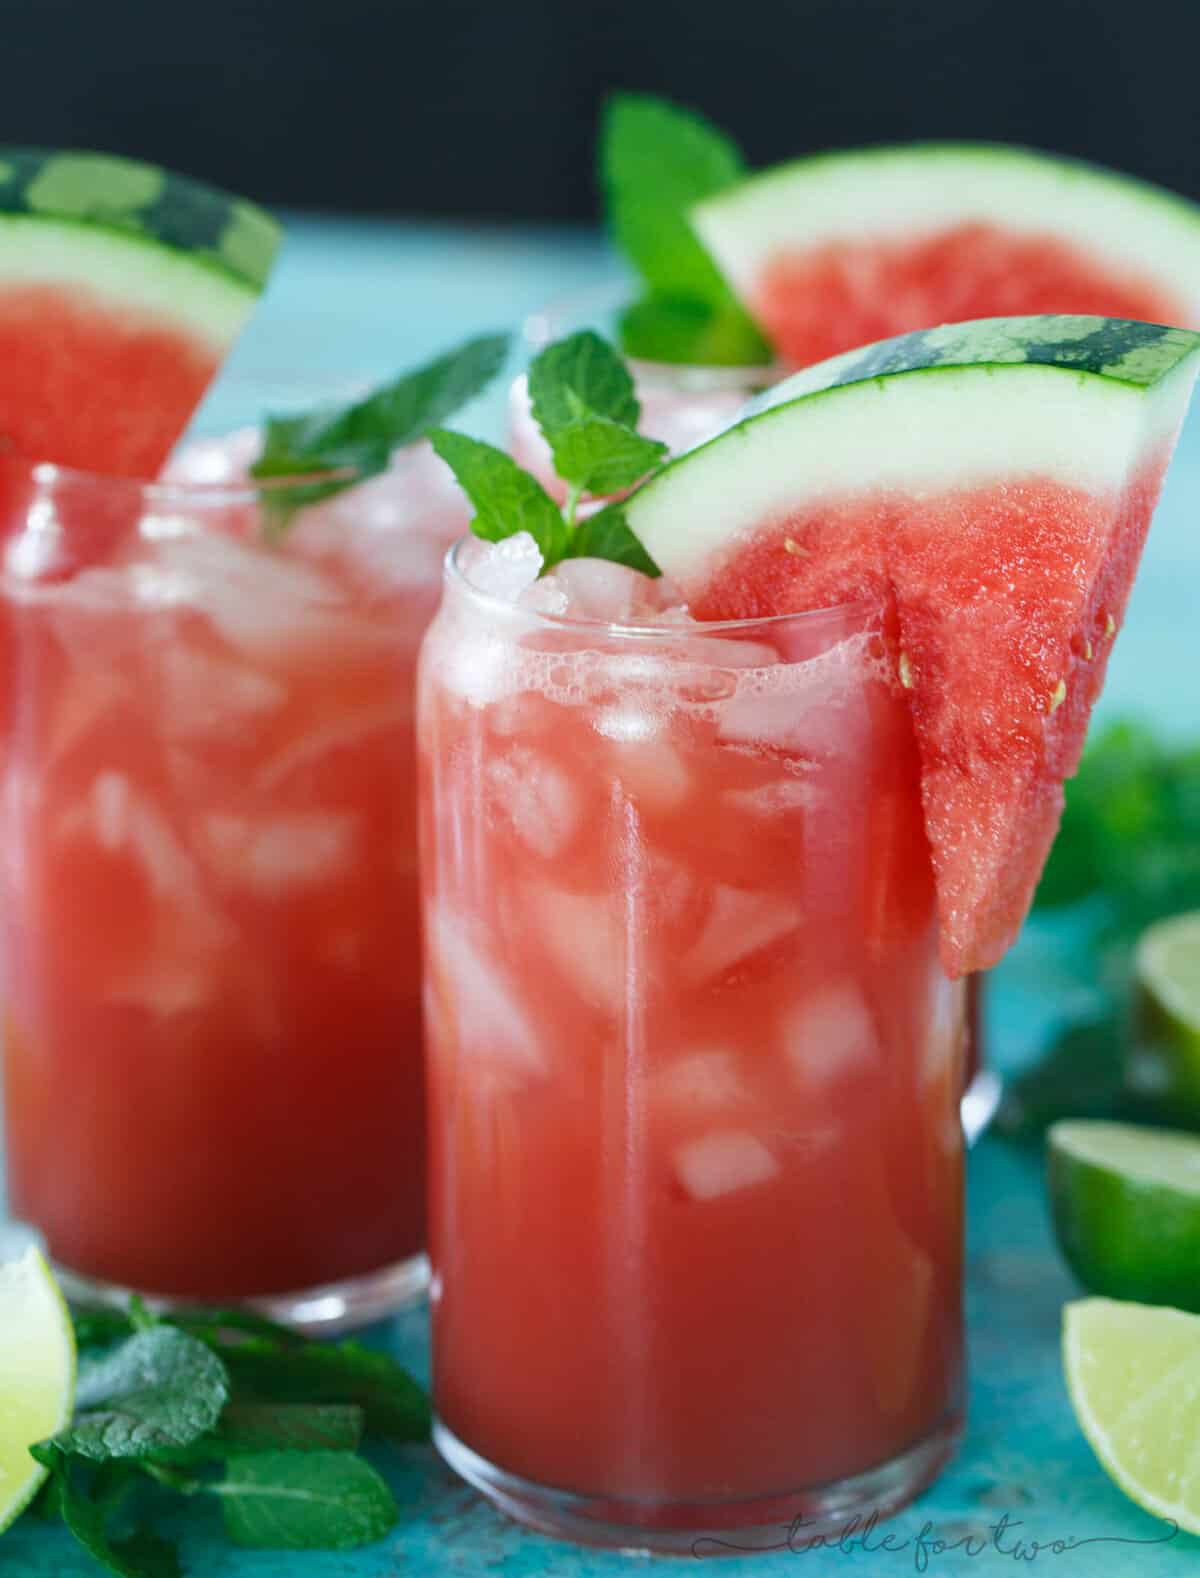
[431,330,663,579]
[251,331,510,531]
[214,1450,398,1550]
[26,1303,428,1573]
[47,1326,229,1461]
[601,94,770,367]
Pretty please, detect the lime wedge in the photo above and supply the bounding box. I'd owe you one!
[1064,1297,1200,1534]
[1048,1119,1200,1311]
[1128,912,1200,1118]
[0,1249,76,1532]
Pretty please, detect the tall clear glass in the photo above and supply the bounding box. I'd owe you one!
[418,544,966,1551]
[0,444,463,1330]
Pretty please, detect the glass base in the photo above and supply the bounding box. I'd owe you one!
[52,1251,430,1335]
[962,1070,1004,1147]
[433,1408,964,1555]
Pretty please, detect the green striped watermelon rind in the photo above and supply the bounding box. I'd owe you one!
[0,149,280,295]
[762,315,1200,401]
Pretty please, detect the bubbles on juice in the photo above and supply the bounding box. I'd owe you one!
[486,746,581,860]
[714,632,872,754]
[426,905,545,1076]
[673,1130,779,1201]
[684,886,801,985]
[781,981,879,1084]
[198,811,360,897]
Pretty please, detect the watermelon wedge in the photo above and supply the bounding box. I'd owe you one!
[624,316,1200,977]
[0,149,280,477]
[690,145,1200,369]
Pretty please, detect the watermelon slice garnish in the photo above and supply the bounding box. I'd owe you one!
[0,149,280,477]
[690,145,1200,369]
[624,315,1200,977]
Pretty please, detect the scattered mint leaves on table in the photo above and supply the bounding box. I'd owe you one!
[250,330,511,532]
[22,1302,427,1573]
[996,721,1200,1140]
[430,329,663,577]
[600,94,771,367]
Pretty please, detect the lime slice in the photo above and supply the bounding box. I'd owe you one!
[1048,1119,1200,1311]
[1128,912,1200,1118]
[1064,1297,1200,1533]
[0,1249,76,1532]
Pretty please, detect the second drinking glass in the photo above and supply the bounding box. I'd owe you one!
[419,539,966,1550]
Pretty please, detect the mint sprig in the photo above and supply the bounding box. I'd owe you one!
[250,331,510,531]
[601,94,770,367]
[431,330,663,580]
[24,1303,427,1572]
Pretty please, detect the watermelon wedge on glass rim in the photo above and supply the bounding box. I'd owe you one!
[0,148,280,478]
[691,143,1200,370]
[625,314,1200,977]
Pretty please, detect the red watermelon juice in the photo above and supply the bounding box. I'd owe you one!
[0,445,463,1321]
[419,541,965,1545]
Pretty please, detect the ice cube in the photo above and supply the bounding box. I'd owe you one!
[674,1130,779,1201]
[657,1049,747,1110]
[526,886,626,1013]
[152,533,352,656]
[725,778,816,817]
[782,982,879,1083]
[199,812,358,896]
[460,532,544,602]
[108,958,217,1018]
[715,634,870,753]
[289,445,466,588]
[154,644,287,739]
[487,746,580,859]
[604,732,693,813]
[80,773,231,946]
[536,558,657,622]
[256,702,414,791]
[163,427,262,485]
[426,905,544,1074]
[685,886,801,984]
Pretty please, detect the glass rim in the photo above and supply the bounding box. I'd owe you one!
[444,535,881,639]
[520,280,786,391]
[0,453,368,508]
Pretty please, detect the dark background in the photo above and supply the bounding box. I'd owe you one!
[9,0,1200,220]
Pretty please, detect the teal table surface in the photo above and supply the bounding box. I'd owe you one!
[4,215,1200,1577]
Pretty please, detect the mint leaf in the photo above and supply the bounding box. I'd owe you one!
[601,94,770,366]
[215,1338,430,1443]
[527,329,640,434]
[163,1404,365,1462]
[569,504,662,577]
[550,416,666,496]
[619,293,772,369]
[427,428,570,566]
[251,332,510,530]
[213,1450,397,1550]
[48,1327,229,1461]
[526,331,667,493]
[55,1461,180,1578]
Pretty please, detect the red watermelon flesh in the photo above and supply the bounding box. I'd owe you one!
[756,225,1187,371]
[0,284,224,479]
[688,453,1173,976]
